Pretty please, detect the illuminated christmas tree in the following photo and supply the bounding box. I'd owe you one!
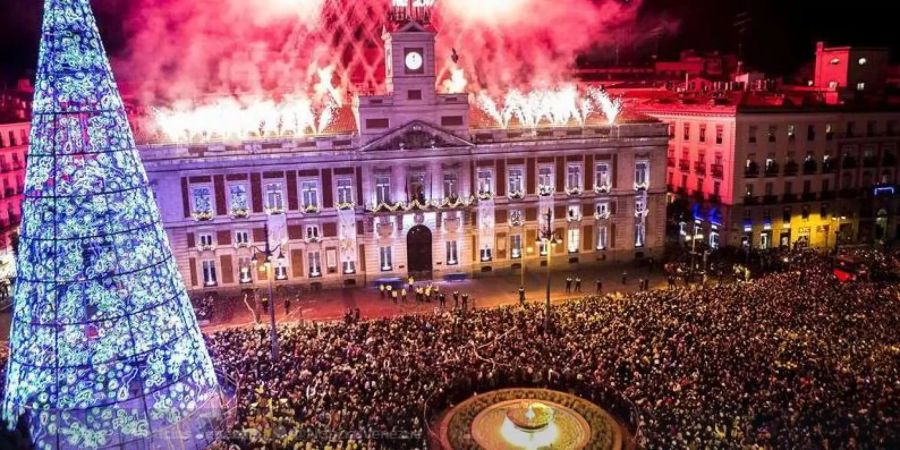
[2,1,223,448]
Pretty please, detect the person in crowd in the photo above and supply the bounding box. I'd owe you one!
[595,278,603,295]
[565,276,573,294]
[574,276,582,293]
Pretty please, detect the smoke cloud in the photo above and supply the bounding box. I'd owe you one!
[115,0,674,105]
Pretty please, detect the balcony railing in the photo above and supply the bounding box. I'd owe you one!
[783,162,799,176]
[764,163,780,177]
[678,159,690,171]
[676,187,688,196]
[711,164,724,178]
[820,190,835,200]
[762,194,778,204]
[839,188,859,198]
[822,161,836,173]
[841,157,857,169]
[802,161,818,174]
[667,157,676,168]
[801,192,816,202]
[743,195,758,205]
[691,190,705,201]
[782,193,797,203]
[693,161,706,175]
[744,164,760,178]
[708,194,721,204]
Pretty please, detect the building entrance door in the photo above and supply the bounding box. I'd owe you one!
[407,225,433,279]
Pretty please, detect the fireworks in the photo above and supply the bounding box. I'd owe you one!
[475,86,622,129]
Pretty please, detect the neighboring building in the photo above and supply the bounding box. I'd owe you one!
[812,41,890,103]
[0,121,28,284]
[640,97,900,250]
[138,18,668,293]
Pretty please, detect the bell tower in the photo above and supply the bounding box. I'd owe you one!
[383,11,437,103]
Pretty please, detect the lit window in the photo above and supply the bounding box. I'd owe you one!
[229,184,249,215]
[375,176,391,204]
[301,180,319,209]
[830,57,840,65]
[596,225,608,250]
[342,260,356,274]
[264,183,284,213]
[510,235,522,259]
[235,230,249,246]
[566,165,582,192]
[202,260,217,286]
[443,173,458,198]
[595,201,610,219]
[856,82,865,91]
[480,246,493,262]
[380,246,392,271]
[198,233,213,249]
[858,57,867,65]
[567,228,580,253]
[238,257,252,283]
[634,160,649,189]
[308,251,322,277]
[446,240,458,265]
[275,261,287,280]
[305,224,320,241]
[191,186,212,217]
[508,168,524,196]
[595,162,611,192]
[537,167,553,194]
[336,178,353,205]
[477,169,493,196]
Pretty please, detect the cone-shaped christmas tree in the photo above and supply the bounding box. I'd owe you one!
[2,1,223,448]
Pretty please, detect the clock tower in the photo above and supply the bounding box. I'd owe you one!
[355,7,469,143]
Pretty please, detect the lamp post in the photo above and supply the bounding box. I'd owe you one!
[535,208,562,335]
[249,222,284,360]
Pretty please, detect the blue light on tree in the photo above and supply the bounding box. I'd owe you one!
[1,1,223,448]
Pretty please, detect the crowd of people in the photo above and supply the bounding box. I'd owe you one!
[202,249,898,449]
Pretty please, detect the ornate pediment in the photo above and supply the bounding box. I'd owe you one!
[362,120,474,152]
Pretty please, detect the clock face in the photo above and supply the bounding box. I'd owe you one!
[405,51,424,71]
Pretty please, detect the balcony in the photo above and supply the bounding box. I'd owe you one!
[676,186,688,196]
[802,160,818,175]
[764,163,780,177]
[820,190,836,200]
[783,161,799,177]
[743,195,758,205]
[708,194,721,204]
[841,157,857,169]
[782,193,798,203]
[678,159,690,171]
[884,153,897,166]
[3,188,13,198]
[839,188,859,198]
[693,161,706,175]
[762,194,778,204]
[691,190,705,201]
[822,161,836,173]
[711,164,724,178]
[744,163,760,178]
[667,157,676,168]
[0,164,10,173]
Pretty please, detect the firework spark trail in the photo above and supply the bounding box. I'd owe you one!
[474,86,621,129]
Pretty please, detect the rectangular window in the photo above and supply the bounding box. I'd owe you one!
[199,233,213,248]
[567,204,581,221]
[336,178,353,205]
[801,205,810,220]
[375,176,391,204]
[480,246,493,262]
[595,162,611,191]
[699,124,707,143]
[713,181,720,196]
[235,230,249,246]
[682,123,690,141]
[566,165,581,191]
[446,240,458,265]
[867,120,876,136]
[596,201,610,219]
[508,168,524,196]
[715,125,723,144]
[807,124,816,141]
[342,260,356,274]
[477,169,493,196]
[305,224,320,240]
[301,180,319,209]
[407,90,422,100]
[782,207,791,223]
[748,125,757,143]
[510,235,522,259]
[308,251,322,277]
[265,183,284,212]
[826,123,834,140]
[443,173,458,198]
[768,125,777,143]
[238,257,252,283]
[567,228,580,253]
[787,124,796,141]
[380,246,393,271]
[596,225,608,250]
[408,173,426,203]
[441,116,464,126]
[820,203,829,219]
[745,184,753,196]
[634,160,649,188]
[365,118,390,129]
[275,262,288,280]
[538,167,553,193]
[202,260,217,286]
[229,184,249,214]
[191,186,213,216]
[668,124,675,138]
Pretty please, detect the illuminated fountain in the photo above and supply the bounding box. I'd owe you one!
[500,401,559,449]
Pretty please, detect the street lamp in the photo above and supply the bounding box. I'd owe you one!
[248,222,284,360]
[535,208,562,335]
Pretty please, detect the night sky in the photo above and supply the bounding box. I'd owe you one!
[1,0,897,86]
